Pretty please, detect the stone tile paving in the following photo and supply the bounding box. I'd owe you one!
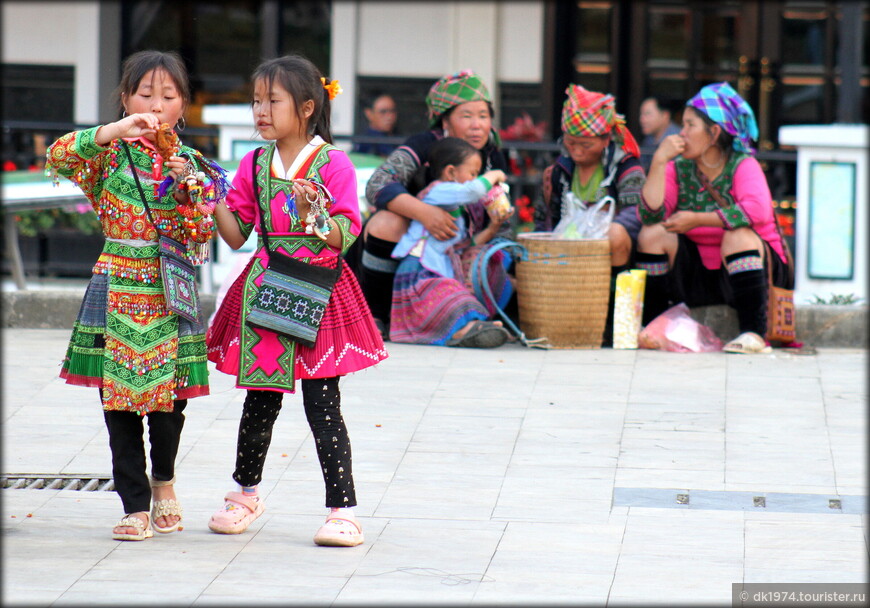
[2,330,866,605]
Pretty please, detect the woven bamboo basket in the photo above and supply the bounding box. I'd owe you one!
[516,233,611,348]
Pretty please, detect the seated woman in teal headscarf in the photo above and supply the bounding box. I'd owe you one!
[635,82,793,354]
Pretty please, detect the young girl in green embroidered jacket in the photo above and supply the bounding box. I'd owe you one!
[46,50,228,541]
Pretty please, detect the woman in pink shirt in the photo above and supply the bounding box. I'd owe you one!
[636,82,792,354]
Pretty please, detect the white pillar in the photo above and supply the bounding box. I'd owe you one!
[330,1,359,149]
[452,2,499,115]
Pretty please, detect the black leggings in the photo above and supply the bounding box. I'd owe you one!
[232,377,356,508]
[103,399,187,515]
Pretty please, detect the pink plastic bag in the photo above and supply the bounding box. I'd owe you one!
[638,303,723,353]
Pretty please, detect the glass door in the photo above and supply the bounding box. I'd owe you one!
[637,0,865,149]
[641,1,754,122]
[547,1,867,143]
[565,1,762,138]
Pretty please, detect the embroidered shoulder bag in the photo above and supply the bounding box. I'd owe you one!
[245,147,342,348]
[123,141,200,323]
[697,168,796,344]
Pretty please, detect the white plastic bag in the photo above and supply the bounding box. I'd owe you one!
[552,195,615,239]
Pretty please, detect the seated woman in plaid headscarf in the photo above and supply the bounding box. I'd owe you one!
[349,70,510,341]
[535,84,647,346]
[636,82,792,354]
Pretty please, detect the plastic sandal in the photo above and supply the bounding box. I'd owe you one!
[313,516,364,547]
[723,331,772,354]
[208,491,265,534]
[150,476,182,534]
[112,512,153,541]
[445,320,510,348]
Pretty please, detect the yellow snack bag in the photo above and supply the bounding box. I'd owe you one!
[612,269,647,349]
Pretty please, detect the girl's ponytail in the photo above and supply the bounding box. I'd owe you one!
[315,77,337,144]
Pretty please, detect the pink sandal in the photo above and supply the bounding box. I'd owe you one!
[208,492,265,534]
[313,516,364,547]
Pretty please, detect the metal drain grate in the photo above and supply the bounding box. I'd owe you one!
[2,474,114,491]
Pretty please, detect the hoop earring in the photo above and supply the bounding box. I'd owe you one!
[122,110,127,118]
[175,117,186,131]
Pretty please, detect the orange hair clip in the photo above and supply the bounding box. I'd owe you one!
[321,77,343,101]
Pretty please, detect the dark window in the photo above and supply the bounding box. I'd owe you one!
[2,64,74,123]
[353,78,547,142]
[571,1,615,94]
[648,7,690,67]
[778,4,835,127]
[122,1,331,124]
[499,82,546,130]
[280,2,331,71]
[354,76,433,138]
[697,5,740,72]
[1,64,75,169]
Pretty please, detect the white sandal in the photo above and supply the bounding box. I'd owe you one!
[723,331,772,354]
[313,516,364,547]
[151,476,182,534]
[112,512,153,541]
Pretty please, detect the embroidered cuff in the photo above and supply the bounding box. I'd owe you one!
[236,214,254,241]
[717,204,750,230]
[333,215,356,254]
[639,197,665,225]
[78,126,108,159]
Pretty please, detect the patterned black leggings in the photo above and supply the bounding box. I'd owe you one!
[232,377,356,508]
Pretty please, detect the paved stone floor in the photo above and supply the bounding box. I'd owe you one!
[2,329,867,606]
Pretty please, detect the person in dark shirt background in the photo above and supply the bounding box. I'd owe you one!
[639,95,681,173]
[353,91,398,157]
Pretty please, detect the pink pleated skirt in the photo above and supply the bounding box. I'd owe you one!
[207,255,388,392]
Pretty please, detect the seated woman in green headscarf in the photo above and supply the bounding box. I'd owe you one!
[349,70,510,340]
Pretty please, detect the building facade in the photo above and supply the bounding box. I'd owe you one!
[2,1,866,160]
